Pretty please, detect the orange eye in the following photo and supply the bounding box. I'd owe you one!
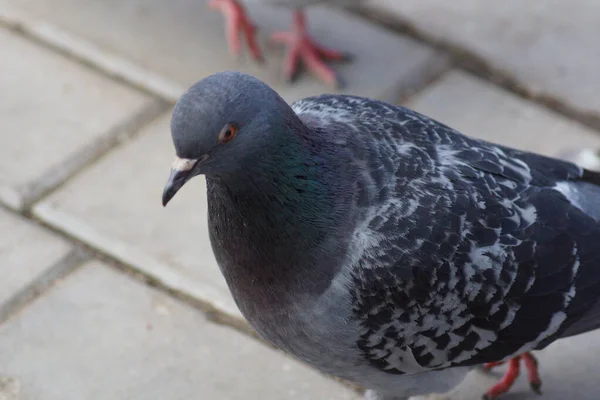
[218,123,237,144]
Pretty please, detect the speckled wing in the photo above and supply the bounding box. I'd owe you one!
[293,95,600,375]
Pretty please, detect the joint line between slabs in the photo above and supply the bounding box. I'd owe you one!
[0,6,185,103]
[0,248,90,325]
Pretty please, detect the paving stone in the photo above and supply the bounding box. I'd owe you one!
[366,0,600,117]
[0,27,155,210]
[0,376,20,400]
[0,260,360,400]
[33,112,242,318]
[403,71,600,156]
[0,0,447,103]
[0,207,71,311]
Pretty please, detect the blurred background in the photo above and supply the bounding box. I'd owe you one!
[1,0,599,399]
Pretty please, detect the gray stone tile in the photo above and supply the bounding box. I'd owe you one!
[0,376,20,400]
[0,207,71,311]
[0,0,447,103]
[0,260,360,400]
[33,112,242,318]
[367,0,600,117]
[0,27,154,210]
[404,71,600,156]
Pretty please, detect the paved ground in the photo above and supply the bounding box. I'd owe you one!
[1,1,599,399]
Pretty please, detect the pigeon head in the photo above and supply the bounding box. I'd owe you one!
[162,71,293,206]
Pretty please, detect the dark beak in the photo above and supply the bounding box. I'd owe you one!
[162,168,191,207]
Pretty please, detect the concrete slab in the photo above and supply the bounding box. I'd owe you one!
[0,207,71,315]
[0,0,447,103]
[33,112,242,319]
[366,0,600,118]
[0,376,20,400]
[0,27,155,210]
[403,71,600,156]
[0,260,360,400]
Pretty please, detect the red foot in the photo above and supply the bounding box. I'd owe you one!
[271,11,350,88]
[522,353,543,394]
[208,0,263,62]
[482,352,542,400]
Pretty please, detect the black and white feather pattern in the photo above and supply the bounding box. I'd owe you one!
[293,95,600,376]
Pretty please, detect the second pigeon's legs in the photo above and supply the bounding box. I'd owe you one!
[208,0,263,61]
[481,352,542,399]
[271,10,350,88]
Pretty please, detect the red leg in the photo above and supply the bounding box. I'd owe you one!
[522,353,542,394]
[483,357,520,400]
[208,0,263,62]
[270,10,351,88]
[482,352,543,399]
[482,360,505,371]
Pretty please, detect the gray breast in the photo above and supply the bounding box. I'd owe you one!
[251,273,364,378]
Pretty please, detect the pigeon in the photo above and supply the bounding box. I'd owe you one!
[162,71,600,400]
[208,0,355,87]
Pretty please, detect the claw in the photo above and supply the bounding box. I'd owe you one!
[271,10,350,88]
[482,352,542,399]
[522,353,542,395]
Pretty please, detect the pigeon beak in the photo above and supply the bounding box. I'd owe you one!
[162,169,190,207]
[162,157,198,207]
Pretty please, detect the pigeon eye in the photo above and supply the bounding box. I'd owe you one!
[218,123,237,144]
